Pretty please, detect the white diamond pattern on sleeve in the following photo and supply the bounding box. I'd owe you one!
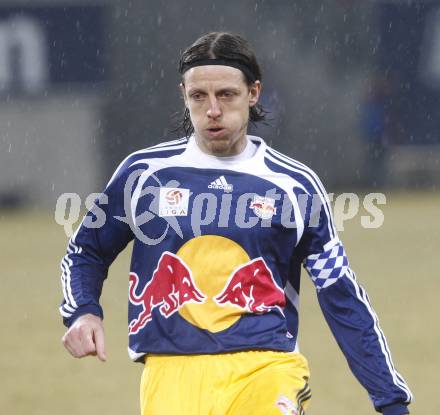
[304,242,349,290]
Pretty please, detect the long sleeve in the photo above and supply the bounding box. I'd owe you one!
[59,159,135,327]
[297,182,412,415]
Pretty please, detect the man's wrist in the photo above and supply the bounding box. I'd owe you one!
[63,304,103,327]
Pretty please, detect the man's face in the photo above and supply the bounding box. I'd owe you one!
[181,65,261,156]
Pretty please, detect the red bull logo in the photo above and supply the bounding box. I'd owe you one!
[276,395,299,415]
[128,252,206,334]
[128,236,286,334]
[250,195,277,220]
[214,257,286,315]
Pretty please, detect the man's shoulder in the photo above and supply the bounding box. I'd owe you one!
[108,137,189,185]
[263,142,326,193]
[125,137,189,165]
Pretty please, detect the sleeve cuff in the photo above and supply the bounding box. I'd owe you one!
[63,304,104,327]
[381,403,409,415]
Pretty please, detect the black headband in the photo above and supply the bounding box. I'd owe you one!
[180,59,258,83]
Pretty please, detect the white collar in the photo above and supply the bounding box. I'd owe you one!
[184,134,266,167]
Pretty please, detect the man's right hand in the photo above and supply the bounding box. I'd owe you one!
[61,313,107,362]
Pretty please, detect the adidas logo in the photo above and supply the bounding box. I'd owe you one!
[208,176,233,192]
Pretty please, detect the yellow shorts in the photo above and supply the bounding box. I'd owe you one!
[140,350,311,415]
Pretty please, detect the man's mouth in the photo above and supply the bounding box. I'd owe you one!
[206,127,226,138]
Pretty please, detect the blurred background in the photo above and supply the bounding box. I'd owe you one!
[1,0,439,414]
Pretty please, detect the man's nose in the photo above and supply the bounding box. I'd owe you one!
[207,97,221,119]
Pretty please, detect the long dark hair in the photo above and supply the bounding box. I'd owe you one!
[177,32,267,137]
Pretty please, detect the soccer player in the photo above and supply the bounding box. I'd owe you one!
[60,32,412,415]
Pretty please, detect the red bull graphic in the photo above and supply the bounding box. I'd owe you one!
[276,395,299,415]
[128,251,206,334]
[128,237,287,334]
[250,195,277,220]
[214,257,286,315]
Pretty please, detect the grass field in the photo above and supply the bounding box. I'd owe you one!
[1,191,439,414]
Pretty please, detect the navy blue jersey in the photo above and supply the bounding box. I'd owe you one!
[59,136,411,414]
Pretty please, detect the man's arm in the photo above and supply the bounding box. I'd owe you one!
[59,159,135,359]
[303,239,412,415]
[295,183,412,414]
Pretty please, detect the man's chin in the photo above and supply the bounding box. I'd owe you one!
[197,134,232,155]
[208,139,231,155]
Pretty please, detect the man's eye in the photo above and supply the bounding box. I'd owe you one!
[191,93,204,100]
[221,91,234,97]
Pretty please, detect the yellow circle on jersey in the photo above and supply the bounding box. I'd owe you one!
[177,235,250,332]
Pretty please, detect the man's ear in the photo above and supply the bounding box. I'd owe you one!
[249,80,262,107]
[179,82,188,108]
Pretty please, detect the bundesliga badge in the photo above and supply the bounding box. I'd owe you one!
[159,187,189,217]
[250,195,277,220]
